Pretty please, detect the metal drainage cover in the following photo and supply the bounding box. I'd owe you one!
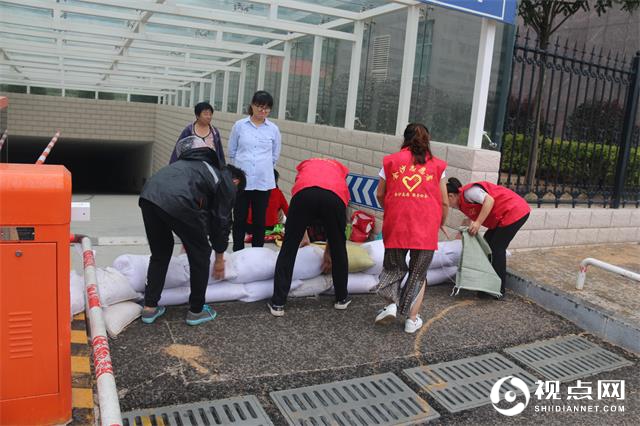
[121,396,273,426]
[270,372,439,425]
[505,335,633,382]
[403,353,538,413]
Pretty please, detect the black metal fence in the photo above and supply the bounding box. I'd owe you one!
[499,30,640,208]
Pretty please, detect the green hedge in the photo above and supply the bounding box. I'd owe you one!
[501,134,640,186]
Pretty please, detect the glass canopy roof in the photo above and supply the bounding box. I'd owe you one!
[0,0,410,96]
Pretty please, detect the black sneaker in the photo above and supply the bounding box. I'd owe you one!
[334,298,352,310]
[267,302,285,317]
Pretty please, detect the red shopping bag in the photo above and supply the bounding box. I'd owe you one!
[350,210,375,242]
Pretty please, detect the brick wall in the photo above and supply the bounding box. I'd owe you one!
[2,92,156,142]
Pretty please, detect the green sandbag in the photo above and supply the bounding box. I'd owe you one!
[452,228,502,297]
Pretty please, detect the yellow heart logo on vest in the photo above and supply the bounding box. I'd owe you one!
[402,174,422,192]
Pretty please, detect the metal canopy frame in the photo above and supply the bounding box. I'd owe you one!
[0,0,499,143]
[0,0,406,98]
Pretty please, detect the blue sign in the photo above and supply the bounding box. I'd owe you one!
[418,0,517,25]
[347,173,382,211]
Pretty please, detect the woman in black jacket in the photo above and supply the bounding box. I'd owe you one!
[139,136,245,326]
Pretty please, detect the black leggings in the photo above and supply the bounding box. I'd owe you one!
[232,189,271,251]
[483,213,529,294]
[271,187,348,306]
[140,199,211,313]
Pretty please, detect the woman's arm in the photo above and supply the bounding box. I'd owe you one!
[272,127,282,166]
[227,122,239,165]
[468,194,495,236]
[376,177,386,208]
[170,126,191,163]
[439,178,449,227]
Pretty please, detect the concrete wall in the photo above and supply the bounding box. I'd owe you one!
[3,92,156,142]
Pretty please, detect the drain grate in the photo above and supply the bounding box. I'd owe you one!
[505,335,633,382]
[121,396,273,426]
[403,353,538,413]
[270,372,439,425]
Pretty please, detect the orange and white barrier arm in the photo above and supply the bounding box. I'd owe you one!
[0,129,7,152]
[35,130,60,164]
[80,236,123,426]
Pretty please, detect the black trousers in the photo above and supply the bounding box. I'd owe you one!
[271,187,348,306]
[483,213,529,294]
[140,199,211,313]
[232,189,271,251]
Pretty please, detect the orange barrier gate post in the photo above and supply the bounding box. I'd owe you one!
[0,163,72,425]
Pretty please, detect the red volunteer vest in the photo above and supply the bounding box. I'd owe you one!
[382,149,447,250]
[291,158,350,206]
[458,181,531,229]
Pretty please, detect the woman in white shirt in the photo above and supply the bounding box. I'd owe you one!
[228,91,282,251]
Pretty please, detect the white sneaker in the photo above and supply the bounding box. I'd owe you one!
[375,303,397,325]
[405,315,423,334]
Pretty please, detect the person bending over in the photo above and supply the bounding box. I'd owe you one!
[139,136,245,325]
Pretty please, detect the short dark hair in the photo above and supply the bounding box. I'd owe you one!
[226,164,246,192]
[194,101,214,117]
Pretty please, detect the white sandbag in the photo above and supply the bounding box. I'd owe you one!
[347,273,379,293]
[70,270,85,317]
[292,245,324,280]
[325,273,379,294]
[227,248,278,284]
[429,240,462,269]
[96,267,140,306]
[205,281,248,302]
[426,265,458,286]
[240,279,303,302]
[362,240,384,275]
[112,254,189,292]
[157,286,190,305]
[208,252,239,283]
[103,301,142,338]
[290,275,332,298]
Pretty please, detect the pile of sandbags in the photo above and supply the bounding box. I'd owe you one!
[69,240,463,336]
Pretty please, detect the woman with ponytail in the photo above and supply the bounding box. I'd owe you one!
[446,177,530,299]
[373,123,448,334]
[228,91,281,251]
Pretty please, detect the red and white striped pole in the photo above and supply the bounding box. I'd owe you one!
[0,129,7,152]
[35,130,60,164]
[80,236,123,426]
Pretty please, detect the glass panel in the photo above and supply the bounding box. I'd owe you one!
[227,72,240,113]
[31,87,62,96]
[244,58,259,109]
[65,89,95,99]
[263,57,281,115]
[317,35,352,127]
[213,75,224,111]
[130,94,158,103]
[98,92,127,101]
[286,35,313,122]
[356,9,407,134]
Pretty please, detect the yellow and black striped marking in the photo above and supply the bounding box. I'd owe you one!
[71,313,95,425]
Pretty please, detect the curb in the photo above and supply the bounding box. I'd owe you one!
[506,270,640,354]
[71,313,96,425]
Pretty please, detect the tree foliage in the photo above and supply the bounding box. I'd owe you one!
[518,0,640,48]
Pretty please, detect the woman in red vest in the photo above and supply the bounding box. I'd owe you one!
[268,158,351,317]
[374,123,449,334]
[446,178,530,298]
